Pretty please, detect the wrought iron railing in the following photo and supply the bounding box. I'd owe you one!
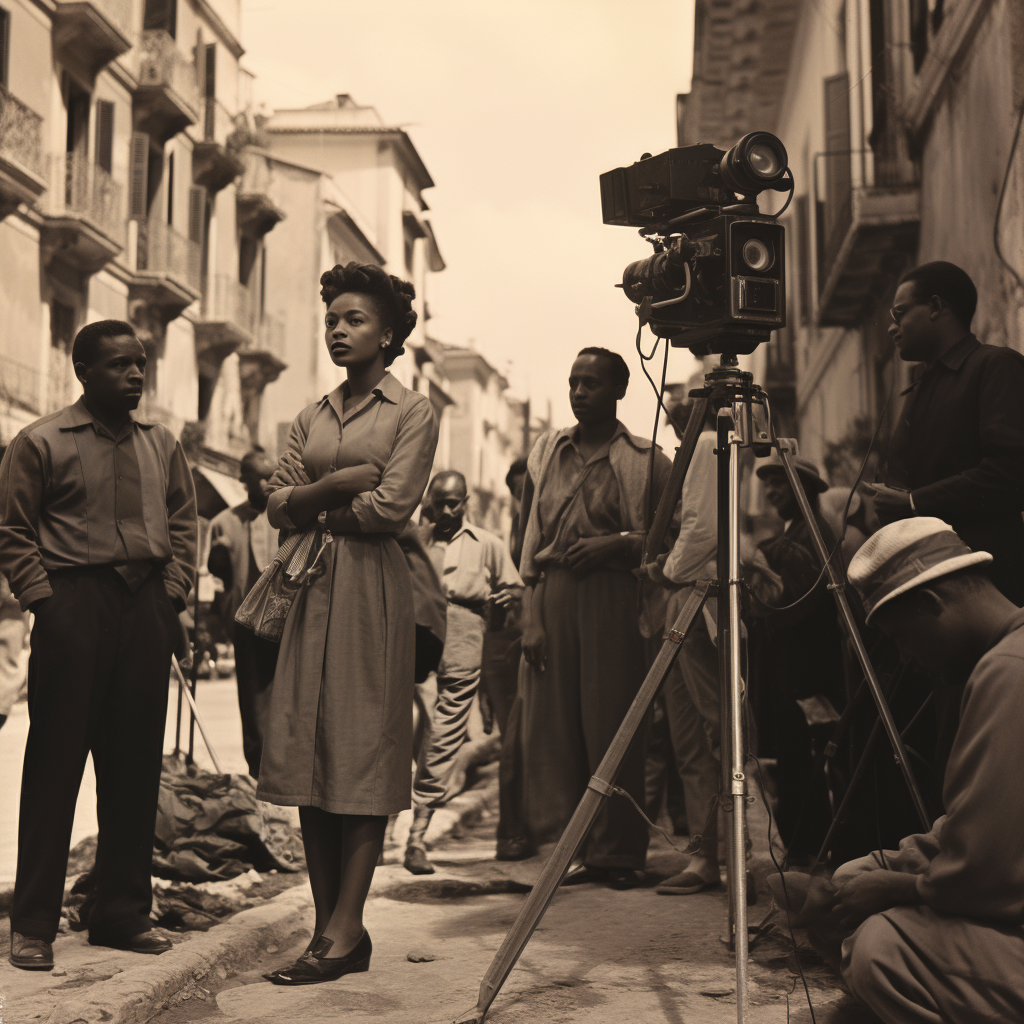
[253,312,286,361]
[136,218,201,291]
[0,356,43,413]
[49,152,126,246]
[47,351,78,413]
[0,85,45,179]
[816,148,919,294]
[138,30,200,113]
[202,274,255,333]
[202,98,260,149]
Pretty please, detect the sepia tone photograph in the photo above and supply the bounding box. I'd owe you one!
[1,1,1023,1022]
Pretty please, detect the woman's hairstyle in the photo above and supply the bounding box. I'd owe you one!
[319,262,417,366]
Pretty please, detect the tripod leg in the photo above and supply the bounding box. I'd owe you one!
[454,582,712,1024]
[716,407,750,1017]
[773,441,931,832]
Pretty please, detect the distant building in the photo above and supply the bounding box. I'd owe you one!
[423,339,530,535]
[0,0,285,515]
[257,94,446,454]
[679,0,1024,476]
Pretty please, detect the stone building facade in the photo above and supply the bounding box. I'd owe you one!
[0,0,286,512]
[679,0,1024,478]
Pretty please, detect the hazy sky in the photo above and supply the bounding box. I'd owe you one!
[240,0,698,432]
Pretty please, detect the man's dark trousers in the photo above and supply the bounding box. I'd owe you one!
[232,627,278,779]
[11,567,176,942]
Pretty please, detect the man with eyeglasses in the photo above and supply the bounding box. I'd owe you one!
[867,261,1024,607]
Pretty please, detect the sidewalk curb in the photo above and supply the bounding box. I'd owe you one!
[44,886,313,1024]
[39,769,499,1024]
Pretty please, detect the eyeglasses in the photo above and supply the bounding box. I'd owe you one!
[889,303,918,325]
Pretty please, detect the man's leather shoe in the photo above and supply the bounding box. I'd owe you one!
[606,868,647,890]
[404,844,435,875]
[495,837,537,861]
[9,932,54,971]
[89,929,172,954]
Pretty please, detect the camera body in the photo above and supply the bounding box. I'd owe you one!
[601,134,790,355]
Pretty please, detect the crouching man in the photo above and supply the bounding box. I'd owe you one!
[0,321,197,970]
[833,517,1024,1021]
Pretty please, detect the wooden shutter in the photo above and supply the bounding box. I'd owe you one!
[0,8,11,91]
[166,150,174,224]
[129,132,149,219]
[795,194,811,326]
[188,185,207,247]
[820,72,852,287]
[204,43,216,99]
[96,100,114,173]
[193,29,205,99]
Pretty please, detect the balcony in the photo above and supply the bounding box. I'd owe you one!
[41,153,125,274]
[130,218,201,316]
[236,154,284,237]
[135,30,200,141]
[239,312,287,402]
[816,150,919,327]
[194,274,255,374]
[192,99,246,194]
[52,0,133,79]
[0,86,48,218]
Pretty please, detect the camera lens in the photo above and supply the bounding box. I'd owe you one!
[742,238,774,272]
[748,144,782,178]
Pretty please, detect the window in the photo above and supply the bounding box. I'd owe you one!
[0,7,10,91]
[166,150,174,224]
[143,0,176,38]
[95,100,114,174]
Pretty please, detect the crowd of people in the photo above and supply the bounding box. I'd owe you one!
[1,258,1023,1022]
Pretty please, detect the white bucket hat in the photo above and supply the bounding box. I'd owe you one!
[848,517,993,622]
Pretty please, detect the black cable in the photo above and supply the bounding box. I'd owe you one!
[635,323,674,424]
[750,752,817,1024]
[752,384,892,616]
[775,168,795,218]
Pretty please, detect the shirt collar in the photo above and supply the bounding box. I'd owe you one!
[433,520,478,543]
[554,420,653,455]
[936,334,979,371]
[900,335,979,394]
[323,372,402,424]
[58,396,155,435]
[321,372,402,408]
[984,607,1024,656]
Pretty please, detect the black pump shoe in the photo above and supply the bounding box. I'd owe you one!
[264,930,372,985]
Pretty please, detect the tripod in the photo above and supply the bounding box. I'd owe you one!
[455,354,930,1024]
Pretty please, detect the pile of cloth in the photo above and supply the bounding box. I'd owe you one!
[153,754,303,881]
[65,756,303,933]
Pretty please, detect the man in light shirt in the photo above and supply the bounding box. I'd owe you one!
[404,471,523,874]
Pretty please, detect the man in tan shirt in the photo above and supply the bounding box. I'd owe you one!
[404,471,522,874]
[0,320,196,970]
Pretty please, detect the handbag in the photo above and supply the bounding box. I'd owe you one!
[235,517,333,641]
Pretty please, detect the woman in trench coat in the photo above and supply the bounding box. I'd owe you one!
[257,262,438,984]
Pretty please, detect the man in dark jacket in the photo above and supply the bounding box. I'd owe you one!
[869,261,1024,604]
[752,454,846,861]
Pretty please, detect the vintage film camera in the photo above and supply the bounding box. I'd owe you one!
[600,132,791,356]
